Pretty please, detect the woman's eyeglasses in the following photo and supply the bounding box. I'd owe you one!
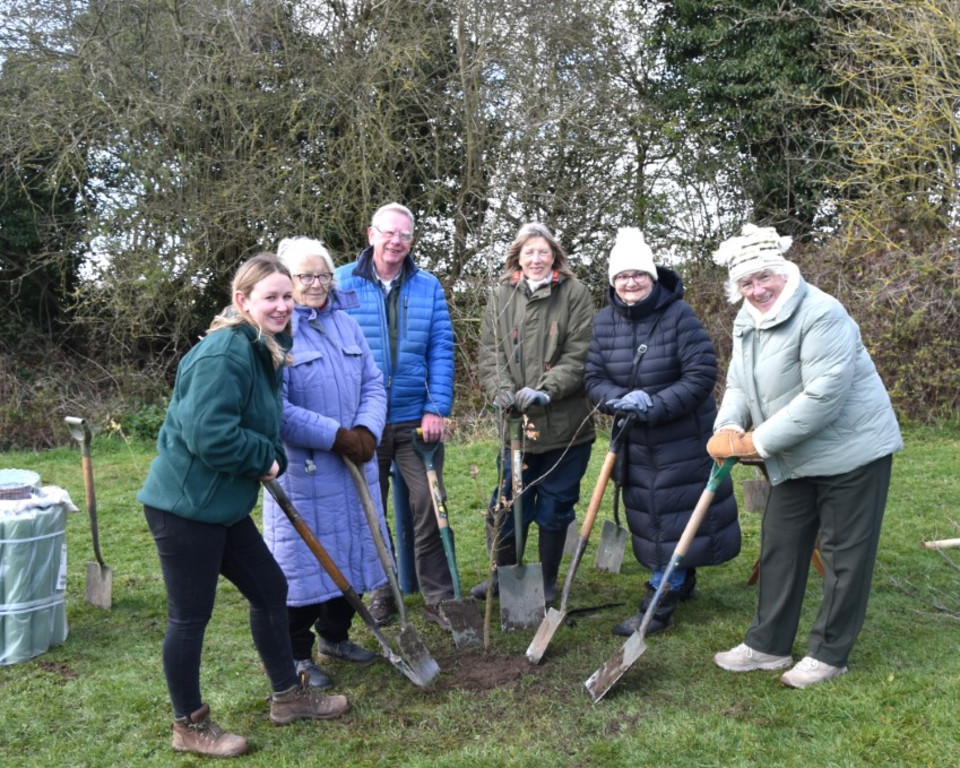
[295,273,333,287]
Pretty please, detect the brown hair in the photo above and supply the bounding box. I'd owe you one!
[502,222,573,278]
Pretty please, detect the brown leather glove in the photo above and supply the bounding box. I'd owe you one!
[353,426,377,463]
[332,428,365,465]
[706,430,759,460]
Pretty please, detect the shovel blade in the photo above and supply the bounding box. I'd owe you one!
[584,630,647,702]
[525,606,566,664]
[397,625,440,686]
[84,562,113,610]
[498,563,545,631]
[440,600,483,648]
[594,520,628,573]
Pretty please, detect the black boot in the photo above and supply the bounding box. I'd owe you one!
[470,533,517,599]
[614,587,678,637]
[538,527,567,605]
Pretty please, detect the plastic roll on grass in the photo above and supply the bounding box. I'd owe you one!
[0,485,73,666]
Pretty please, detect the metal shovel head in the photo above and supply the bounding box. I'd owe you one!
[440,600,483,648]
[499,562,545,631]
[563,520,578,556]
[397,624,441,685]
[584,630,647,702]
[525,605,565,664]
[85,562,113,610]
[594,520,628,573]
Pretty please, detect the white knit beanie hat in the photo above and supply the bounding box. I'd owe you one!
[608,227,657,287]
[712,224,793,284]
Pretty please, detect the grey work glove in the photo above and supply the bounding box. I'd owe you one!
[515,387,550,411]
[493,390,516,410]
[607,389,653,417]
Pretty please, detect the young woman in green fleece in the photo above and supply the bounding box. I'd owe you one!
[138,253,349,758]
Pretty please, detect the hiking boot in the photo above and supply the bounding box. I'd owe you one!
[780,656,848,689]
[295,658,334,690]
[171,703,249,758]
[368,586,397,627]
[470,575,498,599]
[423,602,452,631]
[674,568,697,601]
[611,610,673,638]
[714,643,793,672]
[612,591,677,638]
[317,638,377,666]
[269,683,350,725]
[472,531,517,599]
[638,571,697,613]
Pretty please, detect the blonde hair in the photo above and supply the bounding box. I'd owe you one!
[207,252,292,368]
[503,222,573,278]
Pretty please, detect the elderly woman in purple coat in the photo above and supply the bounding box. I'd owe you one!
[262,236,391,690]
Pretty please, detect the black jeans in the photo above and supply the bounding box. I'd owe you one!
[144,506,299,718]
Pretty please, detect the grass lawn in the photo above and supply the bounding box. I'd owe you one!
[1,424,958,767]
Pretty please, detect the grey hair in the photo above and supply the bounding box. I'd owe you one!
[371,202,416,231]
[277,236,337,288]
[724,262,793,303]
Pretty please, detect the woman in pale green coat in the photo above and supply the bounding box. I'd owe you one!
[706,224,902,690]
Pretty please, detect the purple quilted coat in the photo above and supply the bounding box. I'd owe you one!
[262,290,392,606]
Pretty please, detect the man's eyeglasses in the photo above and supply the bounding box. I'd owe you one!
[295,273,333,287]
[372,224,414,243]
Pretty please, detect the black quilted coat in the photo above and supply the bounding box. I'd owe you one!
[584,266,740,571]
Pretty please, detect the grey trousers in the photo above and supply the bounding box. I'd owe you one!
[377,422,454,605]
[745,454,893,667]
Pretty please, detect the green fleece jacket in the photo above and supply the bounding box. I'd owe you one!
[138,324,290,525]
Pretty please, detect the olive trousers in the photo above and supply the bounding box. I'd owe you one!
[744,454,893,668]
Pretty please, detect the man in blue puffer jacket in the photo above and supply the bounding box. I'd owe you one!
[336,202,456,628]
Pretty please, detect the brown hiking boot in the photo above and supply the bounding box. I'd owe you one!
[171,703,249,758]
[269,682,350,725]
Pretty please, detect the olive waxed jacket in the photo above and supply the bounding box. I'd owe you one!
[479,270,596,453]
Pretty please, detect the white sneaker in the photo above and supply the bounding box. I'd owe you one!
[780,656,848,689]
[714,643,793,672]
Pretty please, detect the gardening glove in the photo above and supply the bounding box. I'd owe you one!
[515,387,550,411]
[607,389,653,417]
[332,427,365,465]
[353,426,377,463]
[493,390,516,410]
[706,429,759,461]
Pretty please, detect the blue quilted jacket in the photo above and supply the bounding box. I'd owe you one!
[336,247,454,424]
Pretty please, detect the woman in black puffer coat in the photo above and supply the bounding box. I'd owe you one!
[584,228,739,637]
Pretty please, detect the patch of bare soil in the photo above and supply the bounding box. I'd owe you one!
[38,661,78,681]
[429,649,542,692]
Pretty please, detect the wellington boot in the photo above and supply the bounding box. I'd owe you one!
[538,527,567,605]
[470,532,517,599]
[269,682,350,725]
[171,703,249,758]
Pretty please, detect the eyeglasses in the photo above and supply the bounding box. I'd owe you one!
[295,273,333,287]
[372,224,414,243]
[614,271,651,284]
